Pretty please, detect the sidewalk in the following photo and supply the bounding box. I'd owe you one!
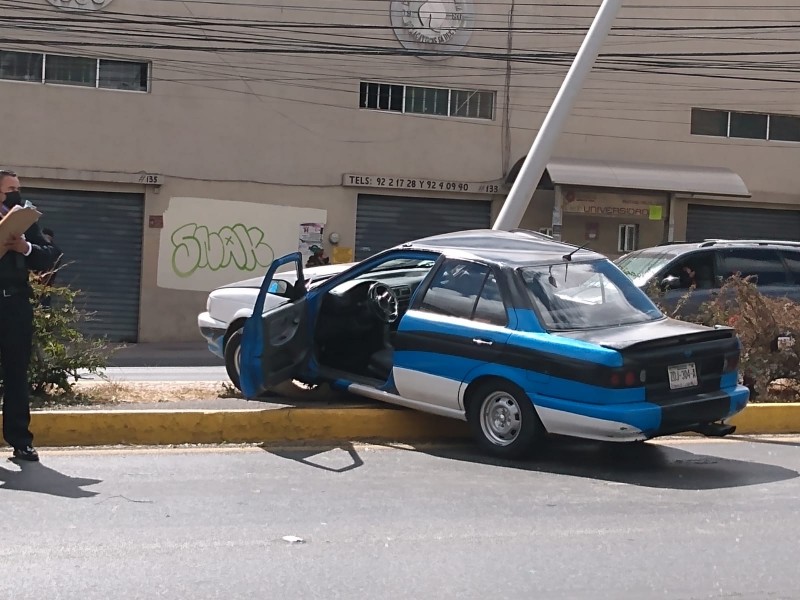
[107,342,224,367]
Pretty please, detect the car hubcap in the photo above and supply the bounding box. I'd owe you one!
[480,391,521,446]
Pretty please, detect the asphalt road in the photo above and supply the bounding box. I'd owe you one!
[2,437,800,599]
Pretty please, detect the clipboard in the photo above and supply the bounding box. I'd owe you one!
[0,205,42,259]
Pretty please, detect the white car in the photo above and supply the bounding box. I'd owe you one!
[198,261,354,390]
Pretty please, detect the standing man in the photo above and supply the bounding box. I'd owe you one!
[0,169,58,462]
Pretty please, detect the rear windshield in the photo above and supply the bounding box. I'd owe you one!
[519,260,663,331]
[615,250,677,287]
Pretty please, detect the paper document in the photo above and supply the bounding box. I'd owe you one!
[0,205,42,259]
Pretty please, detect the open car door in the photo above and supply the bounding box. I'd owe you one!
[240,252,310,399]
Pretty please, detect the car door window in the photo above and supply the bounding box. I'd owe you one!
[717,248,788,285]
[663,251,716,289]
[419,260,490,319]
[473,272,508,326]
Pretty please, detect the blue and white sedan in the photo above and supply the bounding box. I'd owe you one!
[239,229,749,458]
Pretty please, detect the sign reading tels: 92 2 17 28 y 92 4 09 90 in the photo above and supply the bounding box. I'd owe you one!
[342,173,507,195]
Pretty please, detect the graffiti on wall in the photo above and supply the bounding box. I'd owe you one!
[157,197,327,292]
[170,223,273,278]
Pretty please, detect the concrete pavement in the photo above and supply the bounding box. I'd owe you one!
[1,439,799,599]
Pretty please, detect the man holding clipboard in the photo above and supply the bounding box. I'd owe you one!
[0,169,59,462]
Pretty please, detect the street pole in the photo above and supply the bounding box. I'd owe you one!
[492,0,624,231]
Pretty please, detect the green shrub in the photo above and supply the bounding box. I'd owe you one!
[0,270,114,396]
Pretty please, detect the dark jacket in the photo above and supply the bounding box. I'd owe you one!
[0,221,60,289]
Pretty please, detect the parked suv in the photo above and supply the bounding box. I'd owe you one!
[615,239,800,316]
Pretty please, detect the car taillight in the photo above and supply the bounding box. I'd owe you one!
[723,353,740,373]
[610,369,645,387]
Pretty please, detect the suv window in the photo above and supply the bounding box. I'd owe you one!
[780,250,800,284]
[717,248,788,285]
[419,260,506,325]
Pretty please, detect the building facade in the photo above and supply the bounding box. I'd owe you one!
[2,0,799,342]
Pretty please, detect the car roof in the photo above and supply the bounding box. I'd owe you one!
[401,229,604,267]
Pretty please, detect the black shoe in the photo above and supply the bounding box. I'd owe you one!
[12,446,39,462]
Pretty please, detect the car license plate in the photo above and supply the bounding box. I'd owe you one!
[668,362,698,390]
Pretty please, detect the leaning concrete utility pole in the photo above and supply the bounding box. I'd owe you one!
[492,0,624,231]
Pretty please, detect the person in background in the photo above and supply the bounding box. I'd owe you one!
[680,265,697,289]
[305,244,330,268]
[0,169,59,462]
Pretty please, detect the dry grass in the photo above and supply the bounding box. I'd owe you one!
[30,380,244,409]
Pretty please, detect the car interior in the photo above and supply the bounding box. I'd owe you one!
[308,257,508,384]
[311,259,437,382]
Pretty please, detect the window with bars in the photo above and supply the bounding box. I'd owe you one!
[45,54,97,87]
[0,49,149,92]
[690,107,800,143]
[359,81,494,120]
[98,59,149,91]
[0,50,43,82]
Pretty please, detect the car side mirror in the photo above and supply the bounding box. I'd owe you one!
[661,275,680,290]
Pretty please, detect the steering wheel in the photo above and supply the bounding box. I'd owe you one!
[367,282,399,324]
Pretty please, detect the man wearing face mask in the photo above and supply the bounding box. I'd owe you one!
[0,169,59,462]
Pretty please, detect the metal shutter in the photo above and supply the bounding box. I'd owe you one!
[686,204,800,243]
[355,194,492,260]
[23,187,144,342]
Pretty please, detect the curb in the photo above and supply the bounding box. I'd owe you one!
[30,407,470,447]
[24,403,800,448]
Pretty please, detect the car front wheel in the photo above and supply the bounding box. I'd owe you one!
[467,380,545,459]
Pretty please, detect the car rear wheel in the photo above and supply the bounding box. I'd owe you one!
[467,380,545,459]
[224,327,343,401]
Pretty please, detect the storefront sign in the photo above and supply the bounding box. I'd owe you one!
[562,188,666,220]
[343,173,507,195]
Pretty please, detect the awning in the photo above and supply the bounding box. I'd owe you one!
[507,156,751,198]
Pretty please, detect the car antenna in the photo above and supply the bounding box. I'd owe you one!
[561,242,591,282]
[562,242,590,262]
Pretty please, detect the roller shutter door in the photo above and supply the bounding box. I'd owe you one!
[686,204,800,243]
[355,194,492,260]
[23,188,144,342]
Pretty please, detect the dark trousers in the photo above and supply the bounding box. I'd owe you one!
[0,291,34,448]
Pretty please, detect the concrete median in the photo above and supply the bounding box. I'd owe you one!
[14,402,800,447]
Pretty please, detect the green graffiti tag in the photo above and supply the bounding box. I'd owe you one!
[171,223,274,278]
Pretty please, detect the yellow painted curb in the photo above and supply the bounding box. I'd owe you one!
[29,408,470,447]
[18,402,800,447]
[728,403,800,434]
